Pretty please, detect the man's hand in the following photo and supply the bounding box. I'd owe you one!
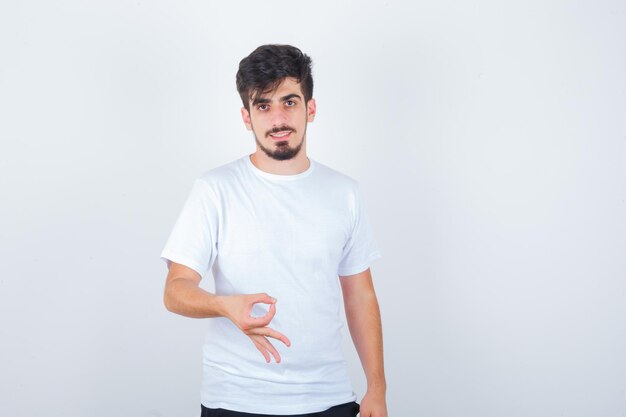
[220,293,291,363]
[359,387,388,417]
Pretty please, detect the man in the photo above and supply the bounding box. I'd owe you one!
[160,44,387,417]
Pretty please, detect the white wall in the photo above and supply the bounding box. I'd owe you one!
[1,1,625,416]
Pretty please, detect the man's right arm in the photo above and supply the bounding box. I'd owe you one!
[163,261,225,318]
[162,261,292,362]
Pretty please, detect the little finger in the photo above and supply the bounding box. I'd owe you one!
[255,335,282,363]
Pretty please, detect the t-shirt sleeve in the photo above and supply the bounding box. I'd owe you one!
[337,182,382,276]
[160,178,219,278]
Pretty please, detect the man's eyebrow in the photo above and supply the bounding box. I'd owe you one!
[251,97,271,106]
[280,93,302,102]
[251,93,302,106]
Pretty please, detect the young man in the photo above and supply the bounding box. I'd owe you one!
[160,44,387,417]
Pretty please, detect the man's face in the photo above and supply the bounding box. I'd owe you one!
[241,77,316,161]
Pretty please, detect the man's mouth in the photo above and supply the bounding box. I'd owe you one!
[269,130,292,140]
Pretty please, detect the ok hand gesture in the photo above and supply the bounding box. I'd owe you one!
[221,293,291,363]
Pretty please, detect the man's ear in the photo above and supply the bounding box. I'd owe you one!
[241,107,252,131]
[307,98,317,123]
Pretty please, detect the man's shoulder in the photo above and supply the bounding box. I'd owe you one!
[195,156,245,187]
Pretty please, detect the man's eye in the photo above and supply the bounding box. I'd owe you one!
[258,104,269,111]
[285,100,295,106]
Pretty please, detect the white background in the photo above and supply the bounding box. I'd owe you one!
[1,1,625,416]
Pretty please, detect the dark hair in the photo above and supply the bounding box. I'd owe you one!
[236,44,314,111]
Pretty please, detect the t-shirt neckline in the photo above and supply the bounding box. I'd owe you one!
[244,154,315,181]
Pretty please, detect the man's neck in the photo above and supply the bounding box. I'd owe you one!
[249,151,310,175]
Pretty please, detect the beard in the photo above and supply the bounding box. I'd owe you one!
[254,123,307,161]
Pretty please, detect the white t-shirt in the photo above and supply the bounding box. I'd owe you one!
[160,154,382,415]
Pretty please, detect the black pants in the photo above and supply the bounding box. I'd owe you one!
[201,401,360,417]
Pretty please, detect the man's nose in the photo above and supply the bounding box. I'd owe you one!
[270,106,289,126]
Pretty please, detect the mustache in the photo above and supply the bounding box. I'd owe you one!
[266,126,295,137]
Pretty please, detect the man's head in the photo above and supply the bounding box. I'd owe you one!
[236,44,316,161]
[236,44,314,112]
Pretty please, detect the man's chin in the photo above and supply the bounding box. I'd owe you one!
[270,145,301,160]
[256,135,303,161]
[271,152,297,161]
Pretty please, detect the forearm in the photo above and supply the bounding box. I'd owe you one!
[344,291,386,391]
[164,278,225,319]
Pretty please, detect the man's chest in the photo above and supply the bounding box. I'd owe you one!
[215,184,352,270]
